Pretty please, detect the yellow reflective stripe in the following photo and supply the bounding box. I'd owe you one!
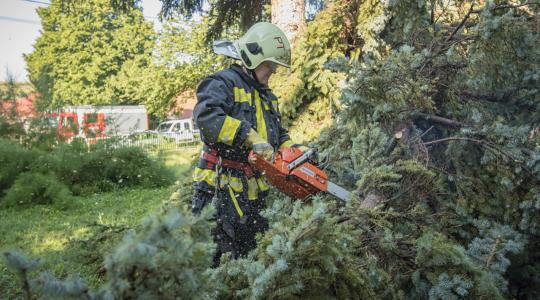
[247,177,259,200]
[194,168,246,192]
[254,90,268,142]
[233,87,252,106]
[221,176,243,192]
[279,140,294,149]
[244,89,252,106]
[272,100,278,111]
[234,87,241,102]
[228,184,244,217]
[218,116,241,145]
[257,177,270,191]
[192,168,216,186]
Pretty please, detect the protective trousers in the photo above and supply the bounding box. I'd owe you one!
[192,176,268,266]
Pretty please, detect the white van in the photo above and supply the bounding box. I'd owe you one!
[155,118,199,141]
[50,105,149,140]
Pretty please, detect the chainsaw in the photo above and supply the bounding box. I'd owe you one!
[248,147,351,202]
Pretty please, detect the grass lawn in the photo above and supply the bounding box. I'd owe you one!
[154,147,200,178]
[0,147,199,299]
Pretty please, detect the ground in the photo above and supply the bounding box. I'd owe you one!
[0,147,199,299]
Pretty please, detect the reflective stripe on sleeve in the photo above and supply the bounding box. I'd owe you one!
[254,90,268,142]
[217,116,242,145]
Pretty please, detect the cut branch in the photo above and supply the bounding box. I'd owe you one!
[413,112,465,127]
[423,137,484,146]
[485,237,502,269]
[460,88,520,103]
[446,4,474,42]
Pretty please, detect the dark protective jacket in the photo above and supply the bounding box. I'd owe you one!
[192,64,291,215]
[191,64,292,261]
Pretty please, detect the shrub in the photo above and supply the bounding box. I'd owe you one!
[66,145,175,194]
[100,146,174,189]
[0,139,42,196]
[1,137,175,206]
[38,140,174,195]
[1,172,72,209]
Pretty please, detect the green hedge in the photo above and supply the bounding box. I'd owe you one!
[1,172,72,208]
[0,138,175,207]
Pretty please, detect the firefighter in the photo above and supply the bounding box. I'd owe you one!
[191,22,296,264]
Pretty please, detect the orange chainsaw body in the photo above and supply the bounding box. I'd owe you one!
[249,148,329,200]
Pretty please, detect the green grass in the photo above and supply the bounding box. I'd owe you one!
[0,146,199,298]
[153,147,200,178]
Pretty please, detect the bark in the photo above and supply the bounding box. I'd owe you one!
[360,192,385,209]
[271,0,306,45]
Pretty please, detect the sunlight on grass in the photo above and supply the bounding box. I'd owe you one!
[32,235,68,253]
[0,186,175,298]
[152,146,200,178]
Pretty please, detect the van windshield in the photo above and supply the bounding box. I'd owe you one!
[156,123,171,132]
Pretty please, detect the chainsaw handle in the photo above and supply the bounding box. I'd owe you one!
[287,148,315,171]
[248,150,257,164]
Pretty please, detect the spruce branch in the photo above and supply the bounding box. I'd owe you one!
[413,112,465,127]
[424,136,535,177]
[460,88,521,103]
[3,251,41,300]
[472,1,540,13]
[446,4,475,42]
[420,126,435,138]
[423,137,485,146]
[485,237,502,270]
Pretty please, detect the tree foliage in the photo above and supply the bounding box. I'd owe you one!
[138,17,229,117]
[159,0,268,41]
[25,0,155,109]
[313,0,540,298]
[0,73,27,140]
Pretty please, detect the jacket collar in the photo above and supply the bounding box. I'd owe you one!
[230,64,269,92]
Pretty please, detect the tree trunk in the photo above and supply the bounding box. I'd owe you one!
[271,0,305,45]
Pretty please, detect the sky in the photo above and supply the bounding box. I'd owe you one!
[0,0,163,82]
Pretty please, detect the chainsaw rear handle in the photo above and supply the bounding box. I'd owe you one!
[287,148,316,171]
[248,146,314,164]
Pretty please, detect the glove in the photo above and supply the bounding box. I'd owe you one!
[294,145,310,152]
[245,128,274,160]
[279,140,309,152]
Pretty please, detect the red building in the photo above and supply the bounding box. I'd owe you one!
[0,93,39,120]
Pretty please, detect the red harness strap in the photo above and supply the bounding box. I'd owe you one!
[202,150,255,178]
